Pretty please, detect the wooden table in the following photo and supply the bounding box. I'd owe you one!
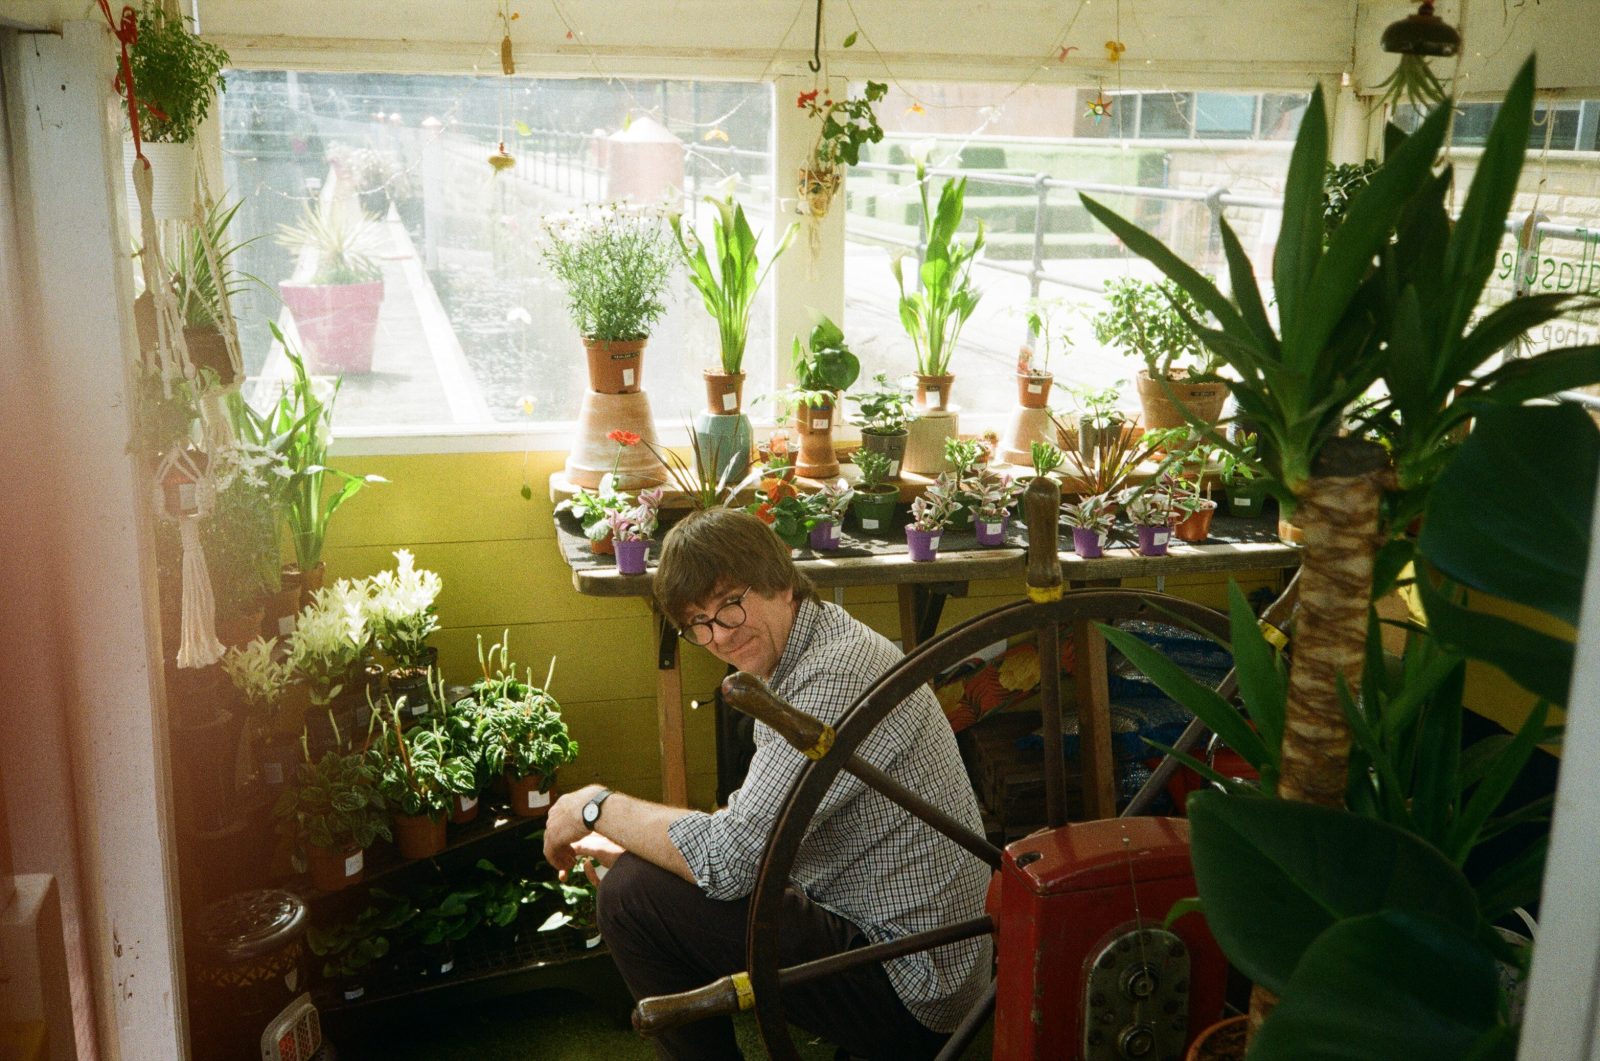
[552,512,1300,811]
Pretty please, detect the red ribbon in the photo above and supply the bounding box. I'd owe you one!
[96,0,167,165]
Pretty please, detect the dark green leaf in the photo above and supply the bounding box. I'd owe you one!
[1273,84,1328,347]
[1445,701,1549,863]
[1415,572,1574,706]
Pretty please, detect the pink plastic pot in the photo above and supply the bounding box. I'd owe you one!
[614,538,650,575]
[279,280,385,375]
[1136,524,1171,557]
[974,517,1008,547]
[1072,526,1107,558]
[905,526,941,562]
[808,520,842,551]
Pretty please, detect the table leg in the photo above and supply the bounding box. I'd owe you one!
[656,617,688,807]
[1069,578,1119,820]
[898,585,919,653]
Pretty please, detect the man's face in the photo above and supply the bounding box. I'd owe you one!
[685,581,796,678]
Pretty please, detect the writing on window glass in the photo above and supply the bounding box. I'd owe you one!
[1497,229,1600,294]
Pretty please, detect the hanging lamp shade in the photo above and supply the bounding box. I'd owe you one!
[1381,2,1461,58]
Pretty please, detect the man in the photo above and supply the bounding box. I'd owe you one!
[543,508,992,1060]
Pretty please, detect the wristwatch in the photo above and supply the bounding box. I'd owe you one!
[582,787,613,829]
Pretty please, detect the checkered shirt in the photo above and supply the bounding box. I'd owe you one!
[668,598,993,1032]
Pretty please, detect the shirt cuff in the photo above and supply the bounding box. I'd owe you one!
[667,810,718,892]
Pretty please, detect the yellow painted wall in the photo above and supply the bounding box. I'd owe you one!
[325,448,1287,809]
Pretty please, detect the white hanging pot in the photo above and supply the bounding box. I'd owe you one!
[125,139,196,221]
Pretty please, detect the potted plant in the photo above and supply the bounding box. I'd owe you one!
[905,474,960,562]
[796,80,888,221]
[166,196,265,386]
[554,479,632,555]
[787,315,861,479]
[369,708,473,860]
[307,889,415,1003]
[1019,298,1069,409]
[286,581,369,758]
[540,201,677,395]
[1122,487,1177,557]
[479,686,578,818]
[760,432,795,482]
[802,479,855,551]
[277,196,387,375]
[273,740,390,892]
[221,635,298,789]
[964,467,1022,547]
[406,883,483,979]
[1055,408,1161,504]
[849,372,915,478]
[538,857,602,949]
[1219,432,1267,518]
[202,442,285,646]
[942,437,988,531]
[1031,440,1064,482]
[365,549,443,717]
[745,476,811,550]
[847,449,898,535]
[893,161,985,412]
[1092,276,1226,431]
[1070,383,1128,464]
[672,193,798,416]
[1062,495,1116,558]
[606,487,664,577]
[126,1,229,219]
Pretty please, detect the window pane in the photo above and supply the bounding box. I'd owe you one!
[220,71,774,431]
[1194,93,1257,139]
[844,82,1299,419]
[1139,92,1192,139]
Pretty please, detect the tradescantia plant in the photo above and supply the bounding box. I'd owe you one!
[672,194,798,375]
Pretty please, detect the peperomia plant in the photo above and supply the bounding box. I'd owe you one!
[368,709,476,820]
[273,743,391,867]
[307,888,415,981]
[479,687,578,784]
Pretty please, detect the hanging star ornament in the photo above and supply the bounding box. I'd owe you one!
[1084,93,1114,123]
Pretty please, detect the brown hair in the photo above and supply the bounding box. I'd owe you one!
[653,509,816,624]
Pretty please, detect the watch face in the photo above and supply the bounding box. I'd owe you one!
[583,802,599,826]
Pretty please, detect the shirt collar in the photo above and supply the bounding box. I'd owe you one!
[770,596,823,689]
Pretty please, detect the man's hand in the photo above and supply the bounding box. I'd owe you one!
[569,834,625,884]
[544,783,605,875]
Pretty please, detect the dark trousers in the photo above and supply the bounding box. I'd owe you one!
[598,853,949,1061]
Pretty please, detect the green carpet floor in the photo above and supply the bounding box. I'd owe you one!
[334,985,992,1060]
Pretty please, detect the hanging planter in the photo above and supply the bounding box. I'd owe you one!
[795,81,887,222]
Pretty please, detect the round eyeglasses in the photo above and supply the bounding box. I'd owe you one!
[678,586,751,646]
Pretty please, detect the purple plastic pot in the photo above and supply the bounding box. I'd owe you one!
[808,520,842,551]
[1072,526,1106,559]
[905,526,942,562]
[974,517,1008,547]
[1136,524,1171,557]
[614,538,651,575]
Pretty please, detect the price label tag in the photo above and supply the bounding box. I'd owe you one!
[863,518,880,529]
[263,763,282,785]
[930,534,942,549]
[622,368,635,387]
[812,417,830,430]
[277,614,296,636]
[1154,531,1169,545]
[529,789,551,810]
[889,461,900,476]
[721,391,737,411]
[343,985,366,1001]
[982,522,1001,535]
[439,960,455,974]
[1027,382,1043,394]
[344,850,363,877]
[458,795,477,813]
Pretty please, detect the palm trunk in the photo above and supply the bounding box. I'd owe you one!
[1250,438,1392,1032]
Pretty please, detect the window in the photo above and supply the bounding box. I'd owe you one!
[220,71,774,432]
[842,82,1303,418]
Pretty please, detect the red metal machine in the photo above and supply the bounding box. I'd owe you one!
[991,817,1227,1059]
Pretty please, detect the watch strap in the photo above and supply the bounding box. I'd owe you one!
[584,787,613,826]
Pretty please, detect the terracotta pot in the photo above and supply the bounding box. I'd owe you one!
[1278,517,1304,544]
[264,583,303,639]
[583,337,646,394]
[450,792,481,825]
[1016,371,1053,409]
[279,280,385,375]
[589,534,615,556]
[1135,371,1229,430]
[1174,500,1218,542]
[508,772,555,818]
[794,399,840,479]
[184,324,238,386]
[306,840,365,892]
[1186,1015,1247,1061]
[915,373,955,412]
[217,606,266,649]
[393,812,447,860]
[703,369,745,414]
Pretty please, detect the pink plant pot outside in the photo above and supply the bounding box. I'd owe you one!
[974,517,1008,547]
[614,538,650,575]
[279,280,385,375]
[1072,526,1106,558]
[808,520,842,551]
[1136,524,1171,557]
[905,526,941,562]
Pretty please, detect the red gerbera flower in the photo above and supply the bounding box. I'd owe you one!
[797,89,819,109]
[607,430,642,446]
[753,502,775,524]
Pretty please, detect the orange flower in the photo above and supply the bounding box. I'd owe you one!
[797,89,819,109]
[761,477,798,504]
[607,430,642,446]
[753,502,775,524]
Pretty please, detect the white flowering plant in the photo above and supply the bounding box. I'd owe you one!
[538,202,677,342]
[364,549,443,672]
[288,580,369,705]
